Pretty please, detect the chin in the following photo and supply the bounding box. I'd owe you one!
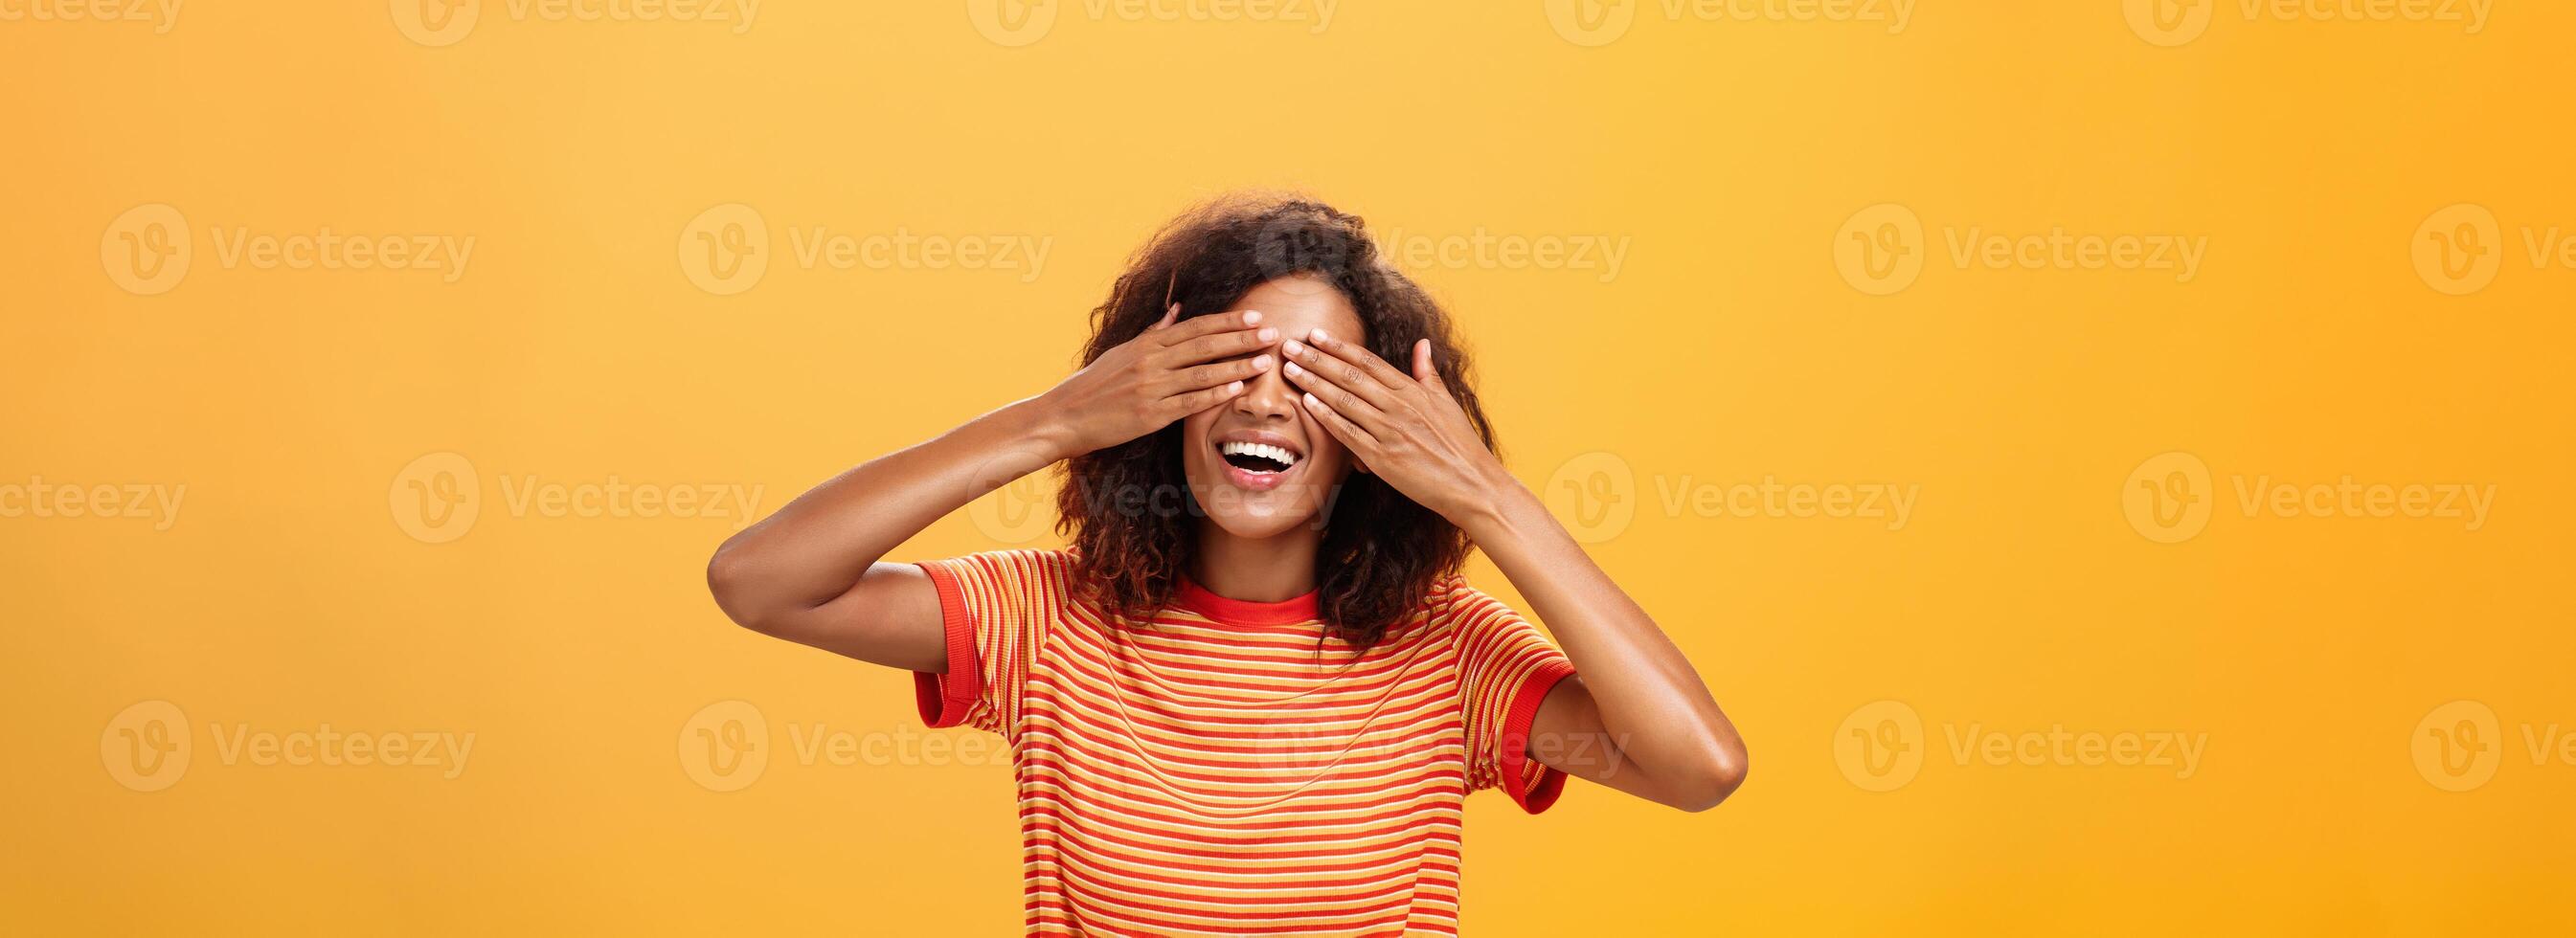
[1195,499,1324,541]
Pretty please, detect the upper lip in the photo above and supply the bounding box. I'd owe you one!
[1213,428,1305,461]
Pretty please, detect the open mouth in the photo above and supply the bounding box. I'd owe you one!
[1217,439,1301,476]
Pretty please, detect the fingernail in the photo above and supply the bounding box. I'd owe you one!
[1285,362,1303,377]
[1253,354,1274,369]
[1242,310,1262,324]
[1283,340,1305,356]
[1310,328,1329,344]
[1303,393,1322,409]
[1257,327,1277,342]
[1228,380,1244,393]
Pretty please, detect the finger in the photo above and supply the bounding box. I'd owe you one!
[1166,352,1276,391]
[1146,302,1179,331]
[1301,392,1378,452]
[1154,308,1263,346]
[1164,324,1280,365]
[1304,328,1416,394]
[1282,335,1400,410]
[1282,355,1390,428]
[1162,379,1246,416]
[1412,339,1454,398]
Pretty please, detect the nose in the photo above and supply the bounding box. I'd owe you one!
[1232,353,1298,422]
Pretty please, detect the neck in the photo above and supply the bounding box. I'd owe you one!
[1189,522,1321,602]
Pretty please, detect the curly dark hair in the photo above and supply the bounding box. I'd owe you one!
[1054,192,1498,652]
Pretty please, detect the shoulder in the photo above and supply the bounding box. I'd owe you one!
[918,547,1083,603]
[928,547,1076,578]
[1417,575,1528,636]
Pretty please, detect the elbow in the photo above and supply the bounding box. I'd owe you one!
[705,541,775,635]
[1669,740,1749,814]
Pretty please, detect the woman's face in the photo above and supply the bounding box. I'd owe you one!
[1179,275,1366,541]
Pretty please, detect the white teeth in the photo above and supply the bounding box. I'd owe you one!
[1219,440,1300,470]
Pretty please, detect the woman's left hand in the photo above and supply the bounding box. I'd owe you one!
[1280,328,1517,526]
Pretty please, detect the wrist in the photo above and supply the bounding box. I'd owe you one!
[1452,465,1537,542]
[1000,393,1083,464]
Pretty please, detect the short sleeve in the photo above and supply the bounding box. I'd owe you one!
[1445,583,1579,815]
[909,548,1072,738]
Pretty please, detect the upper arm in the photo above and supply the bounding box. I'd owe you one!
[733,561,950,673]
[1527,675,1661,802]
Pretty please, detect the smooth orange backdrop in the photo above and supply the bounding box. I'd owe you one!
[6,2,2571,934]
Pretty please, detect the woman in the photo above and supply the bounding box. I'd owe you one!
[707,194,1746,935]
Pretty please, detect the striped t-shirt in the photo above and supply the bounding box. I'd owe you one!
[910,548,1578,936]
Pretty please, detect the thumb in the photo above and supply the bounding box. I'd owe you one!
[1412,339,1446,391]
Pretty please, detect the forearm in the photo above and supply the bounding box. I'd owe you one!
[707,395,1070,627]
[1460,478,1745,799]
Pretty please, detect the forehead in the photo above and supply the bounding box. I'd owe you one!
[1221,275,1363,341]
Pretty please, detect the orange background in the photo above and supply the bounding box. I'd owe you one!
[6,1,2572,934]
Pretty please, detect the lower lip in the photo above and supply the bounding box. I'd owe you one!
[1219,456,1298,492]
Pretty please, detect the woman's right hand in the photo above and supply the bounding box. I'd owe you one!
[1035,305,1277,459]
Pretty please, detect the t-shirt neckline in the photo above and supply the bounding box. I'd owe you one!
[1174,576,1321,626]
